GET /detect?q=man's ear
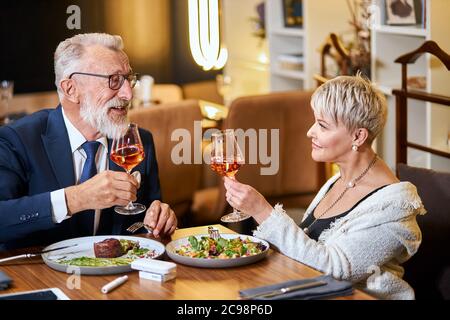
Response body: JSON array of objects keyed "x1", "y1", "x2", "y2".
[
  {"x1": 352, "y1": 128, "x2": 370, "y2": 147},
  {"x1": 60, "y1": 79, "x2": 80, "y2": 104}
]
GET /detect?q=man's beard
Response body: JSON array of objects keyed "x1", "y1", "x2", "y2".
[{"x1": 80, "y1": 96, "x2": 129, "y2": 139}]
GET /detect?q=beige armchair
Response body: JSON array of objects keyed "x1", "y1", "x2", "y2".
[
  {"x1": 182, "y1": 80, "x2": 223, "y2": 105},
  {"x1": 151, "y1": 84, "x2": 184, "y2": 104},
  {"x1": 6, "y1": 91, "x2": 59, "y2": 117}
]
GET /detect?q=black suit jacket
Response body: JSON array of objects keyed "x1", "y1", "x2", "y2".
[{"x1": 0, "y1": 106, "x2": 161, "y2": 250}]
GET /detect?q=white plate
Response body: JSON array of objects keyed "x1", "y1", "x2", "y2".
[
  {"x1": 42, "y1": 236, "x2": 165, "y2": 275},
  {"x1": 166, "y1": 234, "x2": 269, "y2": 268}
]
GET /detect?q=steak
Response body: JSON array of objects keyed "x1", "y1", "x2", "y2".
[{"x1": 94, "y1": 238, "x2": 124, "y2": 258}]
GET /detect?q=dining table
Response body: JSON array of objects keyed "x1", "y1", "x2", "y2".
[{"x1": 0, "y1": 224, "x2": 374, "y2": 300}]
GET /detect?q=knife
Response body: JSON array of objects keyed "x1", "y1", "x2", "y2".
[
  {"x1": 0, "y1": 244, "x2": 78, "y2": 264},
  {"x1": 242, "y1": 280, "x2": 328, "y2": 300}
]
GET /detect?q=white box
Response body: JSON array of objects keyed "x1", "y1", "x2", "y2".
[
  {"x1": 139, "y1": 271, "x2": 176, "y2": 282},
  {"x1": 131, "y1": 258, "x2": 177, "y2": 274}
]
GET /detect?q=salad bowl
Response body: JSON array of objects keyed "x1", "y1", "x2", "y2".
[{"x1": 166, "y1": 233, "x2": 270, "y2": 268}]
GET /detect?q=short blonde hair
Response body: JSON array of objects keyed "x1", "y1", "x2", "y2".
[
  {"x1": 54, "y1": 33, "x2": 124, "y2": 97},
  {"x1": 311, "y1": 74, "x2": 387, "y2": 143}
]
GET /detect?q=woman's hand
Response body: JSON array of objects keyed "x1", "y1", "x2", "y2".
[{"x1": 223, "y1": 177, "x2": 273, "y2": 224}]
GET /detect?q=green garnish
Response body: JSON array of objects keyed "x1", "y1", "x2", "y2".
[
  {"x1": 57, "y1": 239, "x2": 157, "y2": 267},
  {"x1": 188, "y1": 236, "x2": 200, "y2": 250},
  {"x1": 58, "y1": 257, "x2": 132, "y2": 267}
]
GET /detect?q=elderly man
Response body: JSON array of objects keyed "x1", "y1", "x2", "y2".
[{"x1": 0, "y1": 33, "x2": 177, "y2": 250}]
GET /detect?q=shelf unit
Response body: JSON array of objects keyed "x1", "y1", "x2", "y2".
[
  {"x1": 271, "y1": 28, "x2": 305, "y2": 37},
  {"x1": 272, "y1": 68, "x2": 305, "y2": 80},
  {"x1": 266, "y1": 0, "x2": 308, "y2": 92},
  {"x1": 372, "y1": 25, "x2": 428, "y2": 37},
  {"x1": 265, "y1": 0, "x2": 351, "y2": 93},
  {"x1": 371, "y1": 0, "x2": 450, "y2": 172},
  {"x1": 222, "y1": 0, "x2": 271, "y2": 106}
]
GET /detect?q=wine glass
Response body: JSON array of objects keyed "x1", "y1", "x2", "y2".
[
  {"x1": 110, "y1": 123, "x2": 146, "y2": 215},
  {"x1": 1, "y1": 80, "x2": 14, "y2": 125},
  {"x1": 210, "y1": 129, "x2": 251, "y2": 223}
]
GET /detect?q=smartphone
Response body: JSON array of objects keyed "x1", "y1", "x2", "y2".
[
  {"x1": 0, "y1": 271, "x2": 12, "y2": 290},
  {"x1": 0, "y1": 288, "x2": 69, "y2": 300}
]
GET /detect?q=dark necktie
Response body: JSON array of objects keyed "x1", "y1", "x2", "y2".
[
  {"x1": 80, "y1": 141, "x2": 101, "y2": 183},
  {"x1": 74, "y1": 141, "x2": 101, "y2": 236}
]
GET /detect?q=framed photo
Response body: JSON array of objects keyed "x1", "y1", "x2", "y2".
[
  {"x1": 385, "y1": 0, "x2": 417, "y2": 25},
  {"x1": 282, "y1": 0, "x2": 303, "y2": 28}
]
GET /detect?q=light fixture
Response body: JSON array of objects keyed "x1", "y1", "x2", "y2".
[
  {"x1": 258, "y1": 51, "x2": 269, "y2": 64},
  {"x1": 188, "y1": 0, "x2": 228, "y2": 71},
  {"x1": 199, "y1": 100, "x2": 228, "y2": 121}
]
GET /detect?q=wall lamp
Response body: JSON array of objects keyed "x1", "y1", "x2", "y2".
[{"x1": 188, "y1": 0, "x2": 228, "y2": 71}]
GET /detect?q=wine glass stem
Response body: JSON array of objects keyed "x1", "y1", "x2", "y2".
[
  {"x1": 229, "y1": 175, "x2": 242, "y2": 217},
  {"x1": 4, "y1": 101, "x2": 9, "y2": 123},
  {"x1": 125, "y1": 169, "x2": 136, "y2": 210}
]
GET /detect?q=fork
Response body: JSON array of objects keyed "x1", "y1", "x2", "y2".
[
  {"x1": 126, "y1": 221, "x2": 153, "y2": 234},
  {"x1": 208, "y1": 226, "x2": 221, "y2": 240}
]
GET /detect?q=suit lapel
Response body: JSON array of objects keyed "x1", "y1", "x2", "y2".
[{"x1": 41, "y1": 105, "x2": 75, "y2": 188}]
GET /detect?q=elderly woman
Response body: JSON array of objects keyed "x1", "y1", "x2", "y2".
[{"x1": 223, "y1": 75, "x2": 426, "y2": 300}]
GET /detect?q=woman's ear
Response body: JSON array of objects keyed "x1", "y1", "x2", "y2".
[
  {"x1": 352, "y1": 128, "x2": 370, "y2": 147},
  {"x1": 59, "y1": 79, "x2": 80, "y2": 104}
]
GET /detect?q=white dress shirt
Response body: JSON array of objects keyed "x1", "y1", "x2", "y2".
[{"x1": 50, "y1": 108, "x2": 108, "y2": 235}]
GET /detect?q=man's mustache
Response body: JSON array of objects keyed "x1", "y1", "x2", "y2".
[{"x1": 107, "y1": 99, "x2": 130, "y2": 108}]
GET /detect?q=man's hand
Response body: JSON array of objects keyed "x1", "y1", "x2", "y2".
[
  {"x1": 143, "y1": 200, "x2": 177, "y2": 238},
  {"x1": 65, "y1": 170, "x2": 138, "y2": 214}
]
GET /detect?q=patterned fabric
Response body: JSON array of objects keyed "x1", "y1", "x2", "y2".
[{"x1": 254, "y1": 174, "x2": 426, "y2": 300}]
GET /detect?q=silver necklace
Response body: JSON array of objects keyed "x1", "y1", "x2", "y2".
[{"x1": 303, "y1": 154, "x2": 378, "y2": 235}]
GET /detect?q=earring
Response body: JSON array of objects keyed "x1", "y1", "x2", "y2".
[{"x1": 352, "y1": 144, "x2": 358, "y2": 151}]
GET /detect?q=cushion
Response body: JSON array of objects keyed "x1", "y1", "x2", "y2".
[{"x1": 398, "y1": 163, "x2": 450, "y2": 299}]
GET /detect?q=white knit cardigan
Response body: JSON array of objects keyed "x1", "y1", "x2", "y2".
[{"x1": 253, "y1": 174, "x2": 426, "y2": 300}]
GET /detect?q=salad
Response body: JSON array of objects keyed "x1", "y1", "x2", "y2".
[{"x1": 176, "y1": 236, "x2": 267, "y2": 259}]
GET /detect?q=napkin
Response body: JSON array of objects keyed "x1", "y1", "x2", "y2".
[
  {"x1": 0, "y1": 271, "x2": 12, "y2": 290},
  {"x1": 239, "y1": 275, "x2": 353, "y2": 300}
]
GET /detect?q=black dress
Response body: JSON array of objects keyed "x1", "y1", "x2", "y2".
[{"x1": 299, "y1": 185, "x2": 389, "y2": 241}]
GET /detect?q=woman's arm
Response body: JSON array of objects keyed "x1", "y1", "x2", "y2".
[
  {"x1": 223, "y1": 177, "x2": 421, "y2": 283},
  {"x1": 254, "y1": 205, "x2": 419, "y2": 283}
]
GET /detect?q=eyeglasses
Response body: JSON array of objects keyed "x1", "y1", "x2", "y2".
[{"x1": 68, "y1": 72, "x2": 138, "y2": 90}]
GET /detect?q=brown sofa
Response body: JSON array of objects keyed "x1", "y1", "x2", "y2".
[
  {"x1": 192, "y1": 90, "x2": 323, "y2": 226},
  {"x1": 181, "y1": 80, "x2": 223, "y2": 105}
]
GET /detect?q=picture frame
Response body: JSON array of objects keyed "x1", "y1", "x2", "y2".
[
  {"x1": 385, "y1": 0, "x2": 417, "y2": 25},
  {"x1": 282, "y1": 0, "x2": 303, "y2": 28}
]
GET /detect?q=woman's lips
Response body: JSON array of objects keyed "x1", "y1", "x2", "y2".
[{"x1": 312, "y1": 142, "x2": 322, "y2": 149}]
